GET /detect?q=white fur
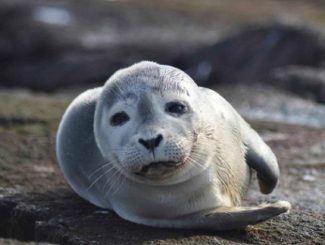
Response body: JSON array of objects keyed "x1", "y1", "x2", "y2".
[{"x1": 56, "y1": 61, "x2": 289, "y2": 230}]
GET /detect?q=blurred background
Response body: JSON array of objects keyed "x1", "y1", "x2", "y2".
[
  {"x1": 0, "y1": 0, "x2": 325, "y2": 244},
  {"x1": 1, "y1": 0, "x2": 325, "y2": 125}
]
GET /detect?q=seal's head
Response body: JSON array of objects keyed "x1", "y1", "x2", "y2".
[{"x1": 94, "y1": 61, "x2": 209, "y2": 185}]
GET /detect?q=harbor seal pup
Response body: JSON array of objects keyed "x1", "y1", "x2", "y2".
[{"x1": 56, "y1": 61, "x2": 290, "y2": 230}]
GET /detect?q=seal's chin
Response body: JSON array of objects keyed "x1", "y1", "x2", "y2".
[{"x1": 134, "y1": 161, "x2": 185, "y2": 179}]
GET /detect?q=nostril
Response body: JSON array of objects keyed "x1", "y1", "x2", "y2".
[
  {"x1": 155, "y1": 134, "x2": 163, "y2": 147},
  {"x1": 138, "y1": 134, "x2": 163, "y2": 151},
  {"x1": 138, "y1": 138, "x2": 150, "y2": 149}
]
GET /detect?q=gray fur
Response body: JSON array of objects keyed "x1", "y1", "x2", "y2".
[{"x1": 56, "y1": 61, "x2": 290, "y2": 231}]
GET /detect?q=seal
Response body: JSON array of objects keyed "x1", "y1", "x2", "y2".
[{"x1": 56, "y1": 61, "x2": 290, "y2": 230}]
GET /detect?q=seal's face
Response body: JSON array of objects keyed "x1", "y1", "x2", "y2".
[{"x1": 95, "y1": 63, "x2": 208, "y2": 185}]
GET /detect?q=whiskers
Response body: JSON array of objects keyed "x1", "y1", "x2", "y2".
[
  {"x1": 87, "y1": 163, "x2": 115, "y2": 191},
  {"x1": 88, "y1": 161, "x2": 114, "y2": 179},
  {"x1": 87, "y1": 159, "x2": 126, "y2": 196},
  {"x1": 103, "y1": 168, "x2": 125, "y2": 197},
  {"x1": 187, "y1": 150, "x2": 207, "y2": 171},
  {"x1": 185, "y1": 132, "x2": 217, "y2": 172}
]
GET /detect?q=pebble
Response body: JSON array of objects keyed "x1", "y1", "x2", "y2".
[{"x1": 302, "y1": 175, "x2": 316, "y2": 182}]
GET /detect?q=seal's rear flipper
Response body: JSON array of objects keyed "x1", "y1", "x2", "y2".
[{"x1": 140, "y1": 201, "x2": 291, "y2": 231}]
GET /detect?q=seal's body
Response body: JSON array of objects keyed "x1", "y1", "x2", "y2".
[{"x1": 56, "y1": 62, "x2": 290, "y2": 230}]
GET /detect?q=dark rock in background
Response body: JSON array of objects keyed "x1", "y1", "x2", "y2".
[
  {"x1": 182, "y1": 24, "x2": 325, "y2": 87},
  {"x1": 0, "y1": 0, "x2": 219, "y2": 92},
  {"x1": 270, "y1": 66, "x2": 325, "y2": 103},
  {"x1": 2, "y1": 0, "x2": 325, "y2": 99}
]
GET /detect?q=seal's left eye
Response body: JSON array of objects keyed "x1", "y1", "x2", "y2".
[
  {"x1": 165, "y1": 102, "x2": 187, "y2": 116},
  {"x1": 110, "y1": 111, "x2": 129, "y2": 126}
]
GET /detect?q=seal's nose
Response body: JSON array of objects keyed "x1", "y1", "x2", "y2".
[{"x1": 138, "y1": 134, "x2": 163, "y2": 151}]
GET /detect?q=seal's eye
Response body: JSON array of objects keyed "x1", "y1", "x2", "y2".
[
  {"x1": 165, "y1": 102, "x2": 187, "y2": 116},
  {"x1": 110, "y1": 111, "x2": 129, "y2": 126}
]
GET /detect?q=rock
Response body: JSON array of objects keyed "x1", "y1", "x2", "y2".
[
  {"x1": 181, "y1": 23, "x2": 325, "y2": 86},
  {"x1": 215, "y1": 83, "x2": 325, "y2": 128},
  {"x1": 270, "y1": 66, "x2": 325, "y2": 103},
  {"x1": 0, "y1": 191, "x2": 324, "y2": 245},
  {"x1": 0, "y1": 0, "x2": 219, "y2": 92},
  {"x1": 0, "y1": 90, "x2": 325, "y2": 244},
  {"x1": 2, "y1": 0, "x2": 325, "y2": 100},
  {"x1": 302, "y1": 174, "x2": 316, "y2": 182},
  {"x1": 0, "y1": 238, "x2": 54, "y2": 245}
]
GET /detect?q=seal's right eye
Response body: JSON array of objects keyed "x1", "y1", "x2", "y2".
[
  {"x1": 110, "y1": 111, "x2": 129, "y2": 126},
  {"x1": 165, "y1": 101, "x2": 188, "y2": 116}
]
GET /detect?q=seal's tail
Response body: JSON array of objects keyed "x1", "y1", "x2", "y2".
[{"x1": 136, "y1": 200, "x2": 291, "y2": 231}]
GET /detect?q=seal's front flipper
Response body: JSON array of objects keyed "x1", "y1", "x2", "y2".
[
  {"x1": 198, "y1": 88, "x2": 279, "y2": 194},
  {"x1": 241, "y1": 122, "x2": 279, "y2": 194},
  {"x1": 140, "y1": 201, "x2": 291, "y2": 231}
]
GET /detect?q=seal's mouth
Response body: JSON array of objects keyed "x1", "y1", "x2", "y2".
[{"x1": 135, "y1": 161, "x2": 184, "y2": 178}]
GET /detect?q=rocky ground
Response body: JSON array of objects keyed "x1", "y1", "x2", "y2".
[
  {"x1": 0, "y1": 85, "x2": 324, "y2": 244},
  {"x1": 1, "y1": 0, "x2": 325, "y2": 244}
]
